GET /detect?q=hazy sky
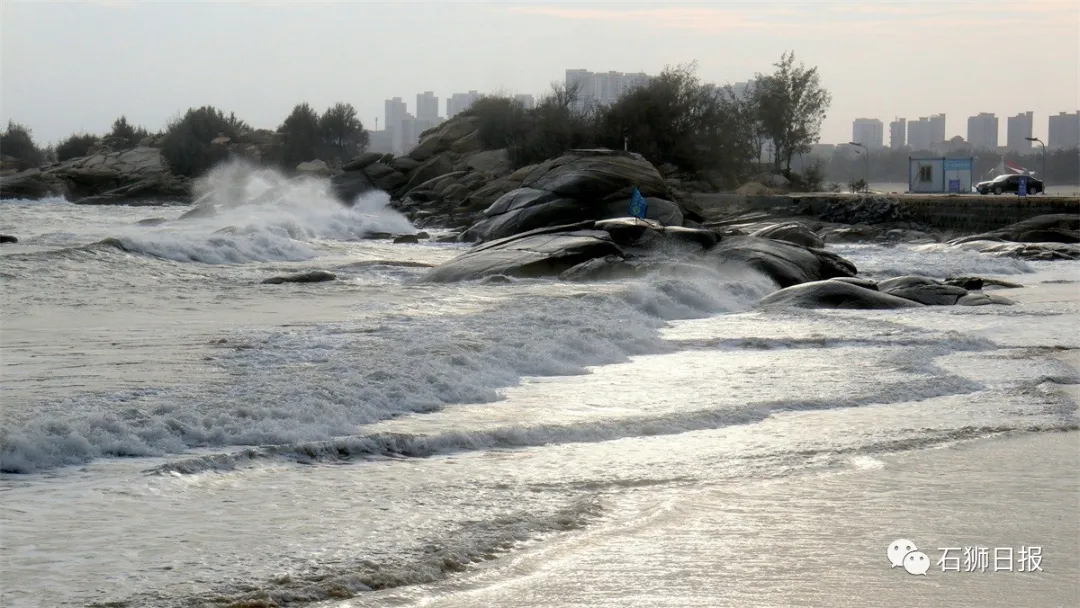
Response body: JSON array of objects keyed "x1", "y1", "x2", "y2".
[{"x1": 3, "y1": 0, "x2": 1078, "y2": 147}]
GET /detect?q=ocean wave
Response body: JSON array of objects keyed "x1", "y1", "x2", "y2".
[
  {"x1": 831, "y1": 243, "x2": 1034, "y2": 279},
  {"x1": 0, "y1": 269, "x2": 777, "y2": 473}
]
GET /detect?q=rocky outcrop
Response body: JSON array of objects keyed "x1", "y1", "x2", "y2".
[
  {"x1": 422, "y1": 223, "x2": 625, "y2": 283},
  {"x1": 0, "y1": 235, "x2": 18, "y2": 244},
  {"x1": 750, "y1": 221, "x2": 824, "y2": 248},
  {"x1": 706, "y1": 236, "x2": 857, "y2": 288},
  {"x1": 760, "y1": 280, "x2": 924, "y2": 310},
  {"x1": 261, "y1": 270, "x2": 337, "y2": 284},
  {"x1": 949, "y1": 214, "x2": 1079, "y2": 245},
  {"x1": 1, "y1": 146, "x2": 189, "y2": 204},
  {"x1": 461, "y1": 150, "x2": 678, "y2": 243}
]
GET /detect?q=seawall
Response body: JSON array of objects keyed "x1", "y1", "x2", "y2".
[{"x1": 690, "y1": 192, "x2": 1080, "y2": 233}]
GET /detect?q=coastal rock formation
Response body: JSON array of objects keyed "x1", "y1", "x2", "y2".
[
  {"x1": 0, "y1": 234, "x2": 18, "y2": 244},
  {"x1": 759, "y1": 280, "x2": 924, "y2": 310},
  {"x1": 422, "y1": 223, "x2": 624, "y2": 283},
  {"x1": 750, "y1": 221, "x2": 824, "y2": 248},
  {"x1": 261, "y1": 270, "x2": 337, "y2": 284},
  {"x1": 950, "y1": 214, "x2": 1079, "y2": 245},
  {"x1": 707, "y1": 236, "x2": 857, "y2": 288},
  {"x1": 877, "y1": 275, "x2": 969, "y2": 306}
]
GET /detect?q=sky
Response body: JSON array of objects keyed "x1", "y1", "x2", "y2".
[{"x1": 2, "y1": 0, "x2": 1078, "y2": 147}]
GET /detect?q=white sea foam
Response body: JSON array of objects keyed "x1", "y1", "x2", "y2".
[
  {"x1": 831, "y1": 243, "x2": 1034, "y2": 279},
  {"x1": 109, "y1": 162, "x2": 415, "y2": 264}
]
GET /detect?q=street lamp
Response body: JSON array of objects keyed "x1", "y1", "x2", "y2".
[
  {"x1": 849, "y1": 141, "x2": 868, "y2": 193},
  {"x1": 1025, "y1": 136, "x2": 1046, "y2": 193}
]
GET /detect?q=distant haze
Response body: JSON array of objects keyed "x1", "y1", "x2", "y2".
[{"x1": 3, "y1": 0, "x2": 1077, "y2": 146}]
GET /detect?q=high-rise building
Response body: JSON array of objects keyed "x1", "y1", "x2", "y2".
[
  {"x1": 416, "y1": 91, "x2": 439, "y2": 123},
  {"x1": 564, "y1": 69, "x2": 652, "y2": 113},
  {"x1": 1006, "y1": 111, "x2": 1034, "y2": 151},
  {"x1": 852, "y1": 118, "x2": 884, "y2": 148},
  {"x1": 889, "y1": 118, "x2": 906, "y2": 149},
  {"x1": 928, "y1": 114, "x2": 946, "y2": 145},
  {"x1": 966, "y1": 112, "x2": 998, "y2": 150},
  {"x1": 1048, "y1": 111, "x2": 1080, "y2": 149},
  {"x1": 514, "y1": 94, "x2": 536, "y2": 110},
  {"x1": 384, "y1": 97, "x2": 408, "y2": 154},
  {"x1": 446, "y1": 91, "x2": 480, "y2": 118}
]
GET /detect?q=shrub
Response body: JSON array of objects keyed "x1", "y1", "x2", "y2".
[
  {"x1": 279, "y1": 103, "x2": 321, "y2": 168},
  {"x1": 108, "y1": 116, "x2": 151, "y2": 149},
  {"x1": 161, "y1": 106, "x2": 248, "y2": 177},
  {"x1": 1, "y1": 121, "x2": 45, "y2": 170},
  {"x1": 56, "y1": 133, "x2": 100, "y2": 161}
]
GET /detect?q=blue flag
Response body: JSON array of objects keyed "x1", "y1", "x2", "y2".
[{"x1": 629, "y1": 187, "x2": 647, "y2": 219}]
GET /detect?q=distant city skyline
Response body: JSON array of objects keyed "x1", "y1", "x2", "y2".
[{"x1": 2, "y1": 2, "x2": 1077, "y2": 147}]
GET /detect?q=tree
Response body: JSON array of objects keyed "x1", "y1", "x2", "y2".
[
  {"x1": 279, "y1": 102, "x2": 321, "y2": 168},
  {"x1": 161, "y1": 106, "x2": 248, "y2": 177},
  {"x1": 753, "y1": 51, "x2": 831, "y2": 173},
  {"x1": 108, "y1": 116, "x2": 151, "y2": 148},
  {"x1": 319, "y1": 102, "x2": 368, "y2": 160},
  {"x1": 1, "y1": 121, "x2": 45, "y2": 170},
  {"x1": 56, "y1": 133, "x2": 100, "y2": 161}
]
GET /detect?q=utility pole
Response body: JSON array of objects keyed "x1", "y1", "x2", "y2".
[
  {"x1": 1026, "y1": 136, "x2": 1046, "y2": 193},
  {"x1": 849, "y1": 142, "x2": 868, "y2": 192}
]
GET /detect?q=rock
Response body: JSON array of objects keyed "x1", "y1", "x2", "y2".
[
  {"x1": 393, "y1": 234, "x2": 420, "y2": 244},
  {"x1": 877, "y1": 276, "x2": 968, "y2": 306},
  {"x1": 944, "y1": 276, "x2": 984, "y2": 290},
  {"x1": 520, "y1": 150, "x2": 667, "y2": 200},
  {"x1": 558, "y1": 255, "x2": 642, "y2": 282},
  {"x1": 751, "y1": 222, "x2": 825, "y2": 248},
  {"x1": 330, "y1": 170, "x2": 376, "y2": 205},
  {"x1": 950, "y1": 214, "x2": 1079, "y2": 245},
  {"x1": 441, "y1": 183, "x2": 471, "y2": 202},
  {"x1": 448, "y1": 131, "x2": 483, "y2": 155},
  {"x1": 707, "y1": 236, "x2": 857, "y2": 288},
  {"x1": 423, "y1": 223, "x2": 623, "y2": 282},
  {"x1": 0, "y1": 171, "x2": 68, "y2": 200},
  {"x1": 136, "y1": 218, "x2": 168, "y2": 226},
  {"x1": 465, "y1": 149, "x2": 512, "y2": 175},
  {"x1": 820, "y1": 225, "x2": 882, "y2": 243},
  {"x1": 957, "y1": 293, "x2": 1016, "y2": 306},
  {"x1": 828, "y1": 276, "x2": 878, "y2": 290},
  {"x1": 462, "y1": 188, "x2": 583, "y2": 242},
  {"x1": 0, "y1": 234, "x2": 18, "y2": 244},
  {"x1": 592, "y1": 218, "x2": 720, "y2": 250},
  {"x1": 759, "y1": 280, "x2": 925, "y2": 310},
  {"x1": 261, "y1": 270, "x2": 337, "y2": 285},
  {"x1": 390, "y1": 156, "x2": 422, "y2": 173},
  {"x1": 409, "y1": 116, "x2": 479, "y2": 162},
  {"x1": 403, "y1": 155, "x2": 455, "y2": 195},
  {"x1": 295, "y1": 160, "x2": 330, "y2": 176},
  {"x1": 362, "y1": 163, "x2": 407, "y2": 192},
  {"x1": 177, "y1": 204, "x2": 217, "y2": 221},
  {"x1": 342, "y1": 152, "x2": 384, "y2": 172}
]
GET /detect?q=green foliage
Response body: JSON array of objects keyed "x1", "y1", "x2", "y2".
[
  {"x1": 507, "y1": 83, "x2": 596, "y2": 167},
  {"x1": 279, "y1": 102, "x2": 368, "y2": 169},
  {"x1": 318, "y1": 102, "x2": 368, "y2": 161},
  {"x1": 752, "y1": 51, "x2": 832, "y2": 172},
  {"x1": 280, "y1": 103, "x2": 321, "y2": 168},
  {"x1": 56, "y1": 133, "x2": 100, "y2": 161},
  {"x1": 1, "y1": 121, "x2": 45, "y2": 170},
  {"x1": 108, "y1": 116, "x2": 151, "y2": 148},
  {"x1": 467, "y1": 95, "x2": 532, "y2": 150},
  {"x1": 161, "y1": 106, "x2": 247, "y2": 177}
]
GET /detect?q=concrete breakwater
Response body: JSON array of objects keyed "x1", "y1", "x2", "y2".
[{"x1": 691, "y1": 192, "x2": 1079, "y2": 234}]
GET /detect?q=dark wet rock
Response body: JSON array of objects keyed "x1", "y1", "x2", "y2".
[
  {"x1": 0, "y1": 234, "x2": 18, "y2": 244},
  {"x1": 363, "y1": 163, "x2": 408, "y2": 193},
  {"x1": 957, "y1": 293, "x2": 1016, "y2": 306},
  {"x1": 329, "y1": 170, "x2": 376, "y2": 205},
  {"x1": 261, "y1": 270, "x2": 337, "y2": 285},
  {"x1": 558, "y1": 255, "x2": 643, "y2": 282},
  {"x1": 751, "y1": 222, "x2": 824, "y2": 248},
  {"x1": 945, "y1": 276, "x2": 1023, "y2": 290},
  {"x1": 828, "y1": 276, "x2": 878, "y2": 290},
  {"x1": 759, "y1": 280, "x2": 924, "y2": 310},
  {"x1": 0, "y1": 170, "x2": 69, "y2": 200},
  {"x1": 480, "y1": 274, "x2": 513, "y2": 285},
  {"x1": 177, "y1": 204, "x2": 217, "y2": 220},
  {"x1": 403, "y1": 155, "x2": 455, "y2": 195},
  {"x1": 876, "y1": 276, "x2": 968, "y2": 305},
  {"x1": 393, "y1": 234, "x2": 420, "y2": 244},
  {"x1": 463, "y1": 188, "x2": 584, "y2": 243},
  {"x1": 820, "y1": 225, "x2": 882, "y2": 244},
  {"x1": 341, "y1": 152, "x2": 384, "y2": 172},
  {"x1": 136, "y1": 217, "x2": 169, "y2": 226},
  {"x1": 423, "y1": 223, "x2": 624, "y2": 283},
  {"x1": 362, "y1": 232, "x2": 396, "y2": 240},
  {"x1": 950, "y1": 214, "x2": 1079, "y2": 245},
  {"x1": 415, "y1": 231, "x2": 430, "y2": 240},
  {"x1": 707, "y1": 236, "x2": 857, "y2": 288},
  {"x1": 520, "y1": 150, "x2": 667, "y2": 199}
]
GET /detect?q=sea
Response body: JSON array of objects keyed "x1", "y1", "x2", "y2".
[{"x1": 1, "y1": 164, "x2": 1078, "y2": 608}]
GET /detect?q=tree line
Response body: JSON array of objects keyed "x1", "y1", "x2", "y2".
[
  {"x1": 1, "y1": 102, "x2": 370, "y2": 177},
  {"x1": 464, "y1": 52, "x2": 831, "y2": 188}
]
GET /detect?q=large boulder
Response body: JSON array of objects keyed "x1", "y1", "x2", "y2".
[
  {"x1": 409, "y1": 116, "x2": 480, "y2": 161},
  {"x1": 403, "y1": 154, "x2": 455, "y2": 195},
  {"x1": 462, "y1": 188, "x2": 586, "y2": 242},
  {"x1": 707, "y1": 236, "x2": 857, "y2": 288},
  {"x1": 362, "y1": 162, "x2": 407, "y2": 192},
  {"x1": 949, "y1": 214, "x2": 1079, "y2": 245},
  {"x1": 330, "y1": 171, "x2": 376, "y2": 205},
  {"x1": 423, "y1": 222, "x2": 623, "y2": 282},
  {"x1": 520, "y1": 149, "x2": 667, "y2": 200},
  {"x1": 0, "y1": 170, "x2": 68, "y2": 200},
  {"x1": 342, "y1": 152, "x2": 383, "y2": 171},
  {"x1": 751, "y1": 222, "x2": 825, "y2": 249},
  {"x1": 877, "y1": 275, "x2": 968, "y2": 306},
  {"x1": 465, "y1": 149, "x2": 512, "y2": 175},
  {"x1": 759, "y1": 280, "x2": 925, "y2": 310}
]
